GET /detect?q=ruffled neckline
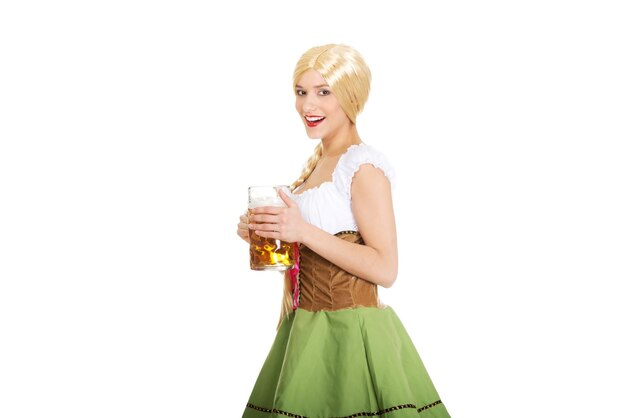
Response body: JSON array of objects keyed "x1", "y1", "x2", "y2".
[{"x1": 292, "y1": 143, "x2": 367, "y2": 197}]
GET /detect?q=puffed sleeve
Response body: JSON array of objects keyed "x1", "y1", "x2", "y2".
[{"x1": 334, "y1": 144, "x2": 396, "y2": 201}]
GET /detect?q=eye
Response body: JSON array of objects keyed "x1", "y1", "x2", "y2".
[
  {"x1": 295, "y1": 89, "x2": 306, "y2": 96},
  {"x1": 319, "y1": 89, "x2": 331, "y2": 96}
]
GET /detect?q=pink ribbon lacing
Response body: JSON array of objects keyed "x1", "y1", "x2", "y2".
[{"x1": 288, "y1": 243, "x2": 300, "y2": 310}]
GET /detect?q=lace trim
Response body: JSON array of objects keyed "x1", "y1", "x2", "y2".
[
  {"x1": 334, "y1": 143, "x2": 396, "y2": 200},
  {"x1": 246, "y1": 403, "x2": 304, "y2": 418},
  {"x1": 246, "y1": 399, "x2": 443, "y2": 417},
  {"x1": 334, "y1": 230, "x2": 359, "y2": 236}
]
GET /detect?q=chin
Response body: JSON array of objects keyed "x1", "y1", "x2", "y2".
[{"x1": 305, "y1": 130, "x2": 322, "y2": 139}]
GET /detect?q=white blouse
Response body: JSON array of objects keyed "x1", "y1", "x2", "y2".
[{"x1": 287, "y1": 143, "x2": 396, "y2": 235}]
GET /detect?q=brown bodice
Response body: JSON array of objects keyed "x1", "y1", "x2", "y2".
[{"x1": 297, "y1": 231, "x2": 379, "y2": 311}]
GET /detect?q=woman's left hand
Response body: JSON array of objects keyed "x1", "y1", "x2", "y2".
[{"x1": 248, "y1": 189, "x2": 308, "y2": 243}]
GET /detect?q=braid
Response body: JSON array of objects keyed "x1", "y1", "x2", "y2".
[
  {"x1": 290, "y1": 142, "x2": 323, "y2": 192},
  {"x1": 277, "y1": 43, "x2": 371, "y2": 328},
  {"x1": 278, "y1": 142, "x2": 323, "y2": 329},
  {"x1": 277, "y1": 271, "x2": 293, "y2": 330}
]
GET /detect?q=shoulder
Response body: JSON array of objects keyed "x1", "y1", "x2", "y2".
[{"x1": 334, "y1": 143, "x2": 396, "y2": 200}]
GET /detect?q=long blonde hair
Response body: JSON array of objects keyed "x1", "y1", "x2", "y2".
[{"x1": 278, "y1": 44, "x2": 372, "y2": 328}]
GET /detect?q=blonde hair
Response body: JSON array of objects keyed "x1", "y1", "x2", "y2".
[
  {"x1": 292, "y1": 44, "x2": 371, "y2": 125},
  {"x1": 278, "y1": 44, "x2": 372, "y2": 328}
]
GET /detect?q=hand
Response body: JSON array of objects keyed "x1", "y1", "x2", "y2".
[
  {"x1": 248, "y1": 189, "x2": 308, "y2": 243},
  {"x1": 236, "y1": 212, "x2": 251, "y2": 244}
]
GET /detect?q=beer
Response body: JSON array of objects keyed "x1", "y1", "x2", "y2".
[{"x1": 248, "y1": 186, "x2": 295, "y2": 271}]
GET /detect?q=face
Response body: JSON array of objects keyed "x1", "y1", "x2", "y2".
[{"x1": 294, "y1": 69, "x2": 351, "y2": 140}]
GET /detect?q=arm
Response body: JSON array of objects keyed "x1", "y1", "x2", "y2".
[
  {"x1": 250, "y1": 164, "x2": 398, "y2": 288},
  {"x1": 299, "y1": 164, "x2": 398, "y2": 287}
]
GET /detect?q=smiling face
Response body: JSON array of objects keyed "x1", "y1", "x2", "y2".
[{"x1": 295, "y1": 69, "x2": 352, "y2": 140}]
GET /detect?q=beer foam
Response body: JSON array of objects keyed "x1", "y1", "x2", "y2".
[
  {"x1": 248, "y1": 186, "x2": 288, "y2": 209},
  {"x1": 249, "y1": 195, "x2": 286, "y2": 208}
]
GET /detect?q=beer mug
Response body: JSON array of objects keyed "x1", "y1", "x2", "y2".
[{"x1": 248, "y1": 185, "x2": 295, "y2": 271}]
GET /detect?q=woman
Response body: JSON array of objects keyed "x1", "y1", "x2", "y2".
[{"x1": 237, "y1": 44, "x2": 451, "y2": 418}]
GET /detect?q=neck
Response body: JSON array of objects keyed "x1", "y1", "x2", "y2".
[{"x1": 321, "y1": 123, "x2": 361, "y2": 157}]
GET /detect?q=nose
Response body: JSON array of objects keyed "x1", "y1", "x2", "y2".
[{"x1": 302, "y1": 93, "x2": 319, "y2": 113}]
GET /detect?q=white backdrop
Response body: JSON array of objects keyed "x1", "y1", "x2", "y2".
[{"x1": 1, "y1": 1, "x2": 624, "y2": 417}]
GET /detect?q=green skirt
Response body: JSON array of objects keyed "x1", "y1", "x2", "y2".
[{"x1": 243, "y1": 306, "x2": 451, "y2": 418}]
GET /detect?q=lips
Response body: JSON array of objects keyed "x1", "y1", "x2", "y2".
[{"x1": 304, "y1": 115, "x2": 325, "y2": 127}]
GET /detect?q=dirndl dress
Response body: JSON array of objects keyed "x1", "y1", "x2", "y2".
[{"x1": 242, "y1": 144, "x2": 451, "y2": 418}]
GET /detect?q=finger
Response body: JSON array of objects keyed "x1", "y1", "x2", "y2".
[
  {"x1": 240, "y1": 215, "x2": 248, "y2": 223},
  {"x1": 250, "y1": 214, "x2": 280, "y2": 224},
  {"x1": 249, "y1": 222, "x2": 278, "y2": 232},
  {"x1": 255, "y1": 230, "x2": 279, "y2": 240},
  {"x1": 278, "y1": 189, "x2": 297, "y2": 208}
]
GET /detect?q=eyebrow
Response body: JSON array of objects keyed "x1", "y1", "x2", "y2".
[{"x1": 295, "y1": 84, "x2": 330, "y2": 88}]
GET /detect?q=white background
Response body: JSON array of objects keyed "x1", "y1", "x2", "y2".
[{"x1": 1, "y1": 1, "x2": 624, "y2": 417}]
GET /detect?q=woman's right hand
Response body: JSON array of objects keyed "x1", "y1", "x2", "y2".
[{"x1": 237, "y1": 212, "x2": 251, "y2": 244}]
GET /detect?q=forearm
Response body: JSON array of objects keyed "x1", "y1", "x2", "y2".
[{"x1": 299, "y1": 223, "x2": 397, "y2": 288}]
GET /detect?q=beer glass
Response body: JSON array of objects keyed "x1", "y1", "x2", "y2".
[{"x1": 248, "y1": 185, "x2": 295, "y2": 271}]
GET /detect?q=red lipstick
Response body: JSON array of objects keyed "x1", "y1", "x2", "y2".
[{"x1": 304, "y1": 115, "x2": 326, "y2": 127}]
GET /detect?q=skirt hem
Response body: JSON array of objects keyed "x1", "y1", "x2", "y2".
[{"x1": 245, "y1": 399, "x2": 445, "y2": 418}]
